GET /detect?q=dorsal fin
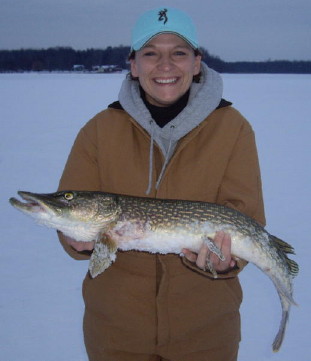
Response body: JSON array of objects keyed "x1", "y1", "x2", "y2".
[
  {"x1": 271, "y1": 235, "x2": 295, "y2": 254},
  {"x1": 271, "y1": 235, "x2": 299, "y2": 277}
]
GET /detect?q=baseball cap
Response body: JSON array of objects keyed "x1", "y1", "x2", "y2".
[{"x1": 131, "y1": 7, "x2": 199, "y2": 51}]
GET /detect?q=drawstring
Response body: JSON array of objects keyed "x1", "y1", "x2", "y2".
[
  {"x1": 145, "y1": 123, "x2": 176, "y2": 195},
  {"x1": 155, "y1": 125, "x2": 175, "y2": 190},
  {"x1": 145, "y1": 120, "x2": 155, "y2": 195}
]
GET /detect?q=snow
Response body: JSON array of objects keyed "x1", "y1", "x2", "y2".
[{"x1": 1, "y1": 71, "x2": 310, "y2": 360}]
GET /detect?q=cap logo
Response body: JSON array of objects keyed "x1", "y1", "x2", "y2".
[{"x1": 158, "y1": 9, "x2": 168, "y2": 24}]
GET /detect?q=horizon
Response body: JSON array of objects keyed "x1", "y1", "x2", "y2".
[{"x1": 1, "y1": 46, "x2": 310, "y2": 64}]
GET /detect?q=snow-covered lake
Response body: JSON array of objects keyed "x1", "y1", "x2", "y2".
[{"x1": 1, "y1": 71, "x2": 310, "y2": 361}]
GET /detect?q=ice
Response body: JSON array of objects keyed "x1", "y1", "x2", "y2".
[{"x1": 1, "y1": 71, "x2": 310, "y2": 360}]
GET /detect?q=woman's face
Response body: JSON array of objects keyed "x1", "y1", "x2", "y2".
[{"x1": 130, "y1": 33, "x2": 201, "y2": 107}]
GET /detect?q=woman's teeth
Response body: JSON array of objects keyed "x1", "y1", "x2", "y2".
[{"x1": 155, "y1": 78, "x2": 177, "y2": 84}]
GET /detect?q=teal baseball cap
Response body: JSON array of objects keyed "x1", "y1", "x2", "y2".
[{"x1": 131, "y1": 7, "x2": 199, "y2": 51}]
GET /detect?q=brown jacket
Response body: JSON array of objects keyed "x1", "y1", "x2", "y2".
[{"x1": 58, "y1": 102, "x2": 265, "y2": 360}]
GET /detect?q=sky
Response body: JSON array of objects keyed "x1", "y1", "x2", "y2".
[{"x1": 0, "y1": 0, "x2": 310, "y2": 62}]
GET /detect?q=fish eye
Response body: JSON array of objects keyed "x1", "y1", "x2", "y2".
[{"x1": 64, "y1": 192, "x2": 74, "y2": 201}]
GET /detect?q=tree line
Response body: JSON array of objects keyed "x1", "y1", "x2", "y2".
[{"x1": 0, "y1": 46, "x2": 310, "y2": 73}]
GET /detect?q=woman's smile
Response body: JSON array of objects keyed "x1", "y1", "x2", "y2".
[{"x1": 154, "y1": 77, "x2": 178, "y2": 84}]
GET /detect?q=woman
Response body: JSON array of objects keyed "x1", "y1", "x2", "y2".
[{"x1": 58, "y1": 7, "x2": 265, "y2": 361}]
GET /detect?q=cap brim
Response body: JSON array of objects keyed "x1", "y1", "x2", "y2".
[{"x1": 131, "y1": 31, "x2": 198, "y2": 51}]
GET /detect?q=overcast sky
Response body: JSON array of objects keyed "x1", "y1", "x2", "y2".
[{"x1": 1, "y1": 0, "x2": 310, "y2": 61}]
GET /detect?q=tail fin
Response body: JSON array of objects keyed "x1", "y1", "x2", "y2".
[{"x1": 272, "y1": 310, "x2": 289, "y2": 352}]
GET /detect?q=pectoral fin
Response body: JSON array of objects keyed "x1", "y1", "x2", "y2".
[
  {"x1": 204, "y1": 253, "x2": 218, "y2": 279},
  {"x1": 203, "y1": 235, "x2": 225, "y2": 261},
  {"x1": 202, "y1": 235, "x2": 225, "y2": 279},
  {"x1": 89, "y1": 235, "x2": 117, "y2": 278}
]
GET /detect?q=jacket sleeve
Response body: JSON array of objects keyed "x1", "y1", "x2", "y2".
[
  {"x1": 58, "y1": 123, "x2": 101, "y2": 192},
  {"x1": 218, "y1": 121, "x2": 265, "y2": 226},
  {"x1": 57, "y1": 121, "x2": 101, "y2": 260},
  {"x1": 183, "y1": 117, "x2": 265, "y2": 279}
]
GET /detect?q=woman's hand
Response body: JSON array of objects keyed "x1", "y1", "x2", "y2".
[{"x1": 182, "y1": 231, "x2": 236, "y2": 273}]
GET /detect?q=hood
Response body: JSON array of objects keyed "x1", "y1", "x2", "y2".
[
  {"x1": 118, "y1": 62, "x2": 224, "y2": 194},
  {"x1": 119, "y1": 62, "x2": 223, "y2": 154}
]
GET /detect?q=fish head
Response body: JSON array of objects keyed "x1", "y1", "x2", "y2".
[{"x1": 9, "y1": 190, "x2": 120, "y2": 241}]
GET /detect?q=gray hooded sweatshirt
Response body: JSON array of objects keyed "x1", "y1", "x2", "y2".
[{"x1": 118, "y1": 62, "x2": 223, "y2": 194}]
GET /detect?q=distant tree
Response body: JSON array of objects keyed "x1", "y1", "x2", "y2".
[
  {"x1": 0, "y1": 47, "x2": 310, "y2": 73},
  {"x1": 200, "y1": 47, "x2": 226, "y2": 72}
]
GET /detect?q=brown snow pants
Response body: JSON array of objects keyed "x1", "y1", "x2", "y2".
[{"x1": 82, "y1": 251, "x2": 242, "y2": 361}]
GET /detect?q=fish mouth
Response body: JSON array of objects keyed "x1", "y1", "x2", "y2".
[{"x1": 9, "y1": 191, "x2": 50, "y2": 213}]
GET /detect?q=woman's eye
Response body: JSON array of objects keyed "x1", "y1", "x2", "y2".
[
  {"x1": 143, "y1": 51, "x2": 156, "y2": 57},
  {"x1": 174, "y1": 51, "x2": 187, "y2": 56}
]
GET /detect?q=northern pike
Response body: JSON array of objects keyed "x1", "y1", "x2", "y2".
[{"x1": 9, "y1": 190, "x2": 299, "y2": 352}]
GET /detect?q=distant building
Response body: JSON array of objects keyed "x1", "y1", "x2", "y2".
[
  {"x1": 72, "y1": 64, "x2": 85, "y2": 72},
  {"x1": 92, "y1": 65, "x2": 123, "y2": 73}
]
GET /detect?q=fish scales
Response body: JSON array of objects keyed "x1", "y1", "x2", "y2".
[
  {"x1": 9, "y1": 190, "x2": 299, "y2": 352},
  {"x1": 118, "y1": 195, "x2": 266, "y2": 244}
]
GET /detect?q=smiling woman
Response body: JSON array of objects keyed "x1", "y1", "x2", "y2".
[
  {"x1": 57, "y1": 6, "x2": 266, "y2": 361},
  {"x1": 130, "y1": 34, "x2": 201, "y2": 107}
]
